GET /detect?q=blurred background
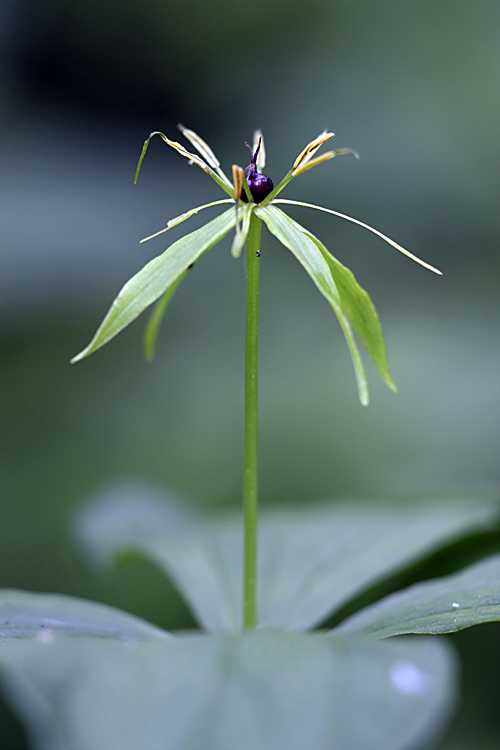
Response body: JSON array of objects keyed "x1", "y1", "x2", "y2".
[{"x1": 1, "y1": 0, "x2": 499, "y2": 747}]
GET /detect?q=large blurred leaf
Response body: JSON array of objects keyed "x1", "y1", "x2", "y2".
[
  {"x1": 336, "y1": 553, "x2": 500, "y2": 639},
  {"x1": 0, "y1": 590, "x2": 168, "y2": 642},
  {"x1": 256, "y1": 205, "x2": 369, "y2": 404},
  {"x1": 71, "y1": 208, "x2": 236, "y2": 362},
  {"x1": 74, "y1": 486, "x2": 243, "y2": 633},
  {"x1": 74, "y1": 484, "x2": 500, "y2": 633},
  {"x1": 0, "y1": 626, "x2": 456, "y2": 750}
]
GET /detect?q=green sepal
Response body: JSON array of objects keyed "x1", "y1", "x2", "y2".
[
  {"x1": 71, "y1": 208, "x2": 236, "y2": 363},
  {"x1": 298, "y1": 224, "x2": 396, "y2": 393},
  {"x1": 256, "y1": 205, "x2": 370, "y2": 405},
  {"x1": 143, "y1": 269, "x2": 189, "y2": 361}
]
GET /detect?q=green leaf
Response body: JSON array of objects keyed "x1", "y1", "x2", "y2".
[
  {"x1": 336, "y1": 553, "x2": 500, "y2": 639},
  {"x1": 299, "y1": 224, "x2": 396, "y2": 392},
  {"x1": 74, "y1": 485, "x2": 244, "y2": 633},
  {"x1": 74, "y1": 484, "x2": 500, "y2": 633},
  {"x1": 257, "y1": 205, "x2": 370, "y2": 404},
  {"x1": 0, "y1": 627, "x2": 457, "y2": 750},
  {"x1": 0, "y1": 590, "x2": 168, "y2": 641},
  {"x1": 71, "y1": 208, "x2": 236, "y2": 363},
  {"x1": 143, "y1": 269, "x2": 189, "y2": 361}
]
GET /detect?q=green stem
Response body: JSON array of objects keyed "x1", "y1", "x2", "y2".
[{"x1": 243, "y1": 211, "x2": 261, "y2": 629}]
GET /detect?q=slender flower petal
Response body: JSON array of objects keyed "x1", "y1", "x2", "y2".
[
  {"x1": 252, "y1": 129, "x2": 266, "y2": 171},
  {"x1": 292, "y1": 132, "x2": 335, "y2": 171},
  {"x1": 140, "y1": 199, "x2": 234, "y2": 243},
  {"x1": 135, "y1": 131, "x2": 234, "y2": 197},
  {"x1": 177, "y1": 124, "x2": 221, "y2": 169},
  {"x1": 273, "y1": 199, "x2": 442, "y2": 275},
  {"x1": 178, "y1": 124, "x2": 233, "y2": 189}
]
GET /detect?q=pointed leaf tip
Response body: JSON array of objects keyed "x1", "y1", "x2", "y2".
[{"x1": 71, "y1": 208, "x2": 236, "y2": 362}]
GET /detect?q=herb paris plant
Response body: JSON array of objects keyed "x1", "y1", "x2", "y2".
[
  {"x1": 71, "y1": 125, "x2": 441, "y2": 408},
  {"x1": 70, "y1": 125, "x2": 442, "y2": 630},
  {"x1": 2, "y1": 125, "x2": 500, "y2": 750}
]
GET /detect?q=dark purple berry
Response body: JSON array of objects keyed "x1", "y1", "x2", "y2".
[{"x1": 240, "y1": 138, "x2": 274, "y2": 203}]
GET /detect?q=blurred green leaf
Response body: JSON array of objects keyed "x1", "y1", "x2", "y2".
[
  {"x1": 71, "y1": 208, "x2": 236, "y2": 363},
  {"x1": 256, "y1": 205, "x2": 369, "y2": 404},
  {"x1": 0, "y1": 590, "x2": 168, "y2": 641},
  {"x1": 0, "y1": 628, "x2": 456, "y2": 750},
  {"x1": 336, "y1": 553, "x2": 500, "y2": 639},
  {"x1": 74, "y1": 484, "x2": 500, "y2": 632},
  {"x1": 74, "y1": 489, "x2": 243, "y2": 633}
]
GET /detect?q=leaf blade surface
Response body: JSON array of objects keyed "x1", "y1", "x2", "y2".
[
  {"x1": 0, "y1": 590, "x2": 168, "y2": 641},
  {"x1": 336, "y1": 553, "x2": 500, "y2": 638},
  {"x1": 74, "y1": 483, "x2": 500, "y2": 632},
  {"x1": 0, "y1": 628, "x2": 456, "y2": 750},
  {"x1": 256, "y1": 205, "x2": 370, "y2": 403},
  {"x1": 71, "y1": 208, "x2": 235, "y2": 362}
]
